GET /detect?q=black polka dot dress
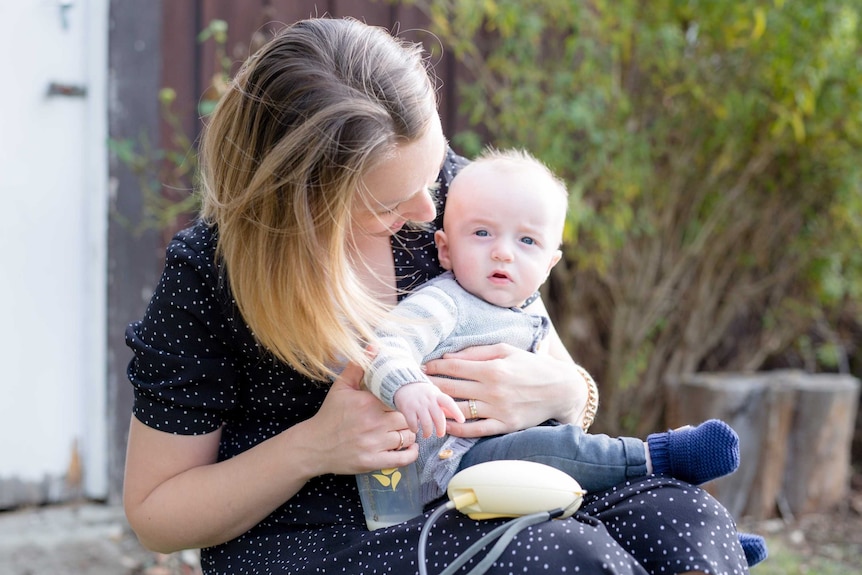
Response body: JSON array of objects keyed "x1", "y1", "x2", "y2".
[{"x1": 126, "y1": 149, "x2": 750, "y2": 575}]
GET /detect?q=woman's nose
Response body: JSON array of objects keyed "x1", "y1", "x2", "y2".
[{"x1": 401, "y1": 188, "x2": 437, "y2": 224}]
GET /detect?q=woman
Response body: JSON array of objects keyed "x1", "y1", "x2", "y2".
[{"x1": 123, "y1": 17, "x2": 749, "y2": 575}]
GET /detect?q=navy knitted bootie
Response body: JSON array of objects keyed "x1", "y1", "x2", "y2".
[
  {"x1": 646, "y1": 419, "x2": 740, "y2": 485},
  {"x1": 738, "y1": 532, "x2": 768, "y2": 567}
]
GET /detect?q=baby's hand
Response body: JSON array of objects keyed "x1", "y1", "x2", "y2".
[{"x1": 394, "y1": 382, "x2": 466, "y2": 438}]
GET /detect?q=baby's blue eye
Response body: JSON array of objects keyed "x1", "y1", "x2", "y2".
[
  {"x1": 475, "y1": 230, "x2": 489, "y2": 237},
  {"x1": 521, "y1": 237, "x2": 535, "y2": 245}
]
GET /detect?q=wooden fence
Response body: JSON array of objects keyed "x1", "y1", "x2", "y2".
[{"x1": 161, "y1": 0, "x2": 466, "y2": 148}]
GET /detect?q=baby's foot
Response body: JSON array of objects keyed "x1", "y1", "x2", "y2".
[
  {"x1": 646, "y1": 419, "x2": 740, "y2": 485},
  {"x1": 738, "y1": 532, "x2": 768, "y2": 567}
]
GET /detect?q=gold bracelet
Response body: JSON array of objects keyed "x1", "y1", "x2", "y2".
[{"x1": 575, "y1": 364, "x2": 599, "y2": 432}]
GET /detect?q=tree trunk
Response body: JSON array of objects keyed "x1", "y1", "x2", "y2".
[{"x1": 668, "y1": 370, "x2": 860, "y2": 520}]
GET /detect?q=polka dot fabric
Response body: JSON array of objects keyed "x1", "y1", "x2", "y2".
[
  {"x1": 126, "y1": 149, "x2": 750, "y2": 574},
  {"x1": 581, "y1": 477, "x2": 748, "y2": 575}
]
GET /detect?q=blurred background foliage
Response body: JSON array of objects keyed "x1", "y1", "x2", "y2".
[{"x1": 401, "y1": 0, "x2": 862, "y2": 435}]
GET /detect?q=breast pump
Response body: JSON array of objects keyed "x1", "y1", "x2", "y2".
[{"x1": 417, "y1": 460, "x2": 586, "y2": 575}]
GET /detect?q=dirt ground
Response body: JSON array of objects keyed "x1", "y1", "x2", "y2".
[
  {"x1": 739, "y1": 470, "x2": 862, "y2": 573},
  {"x1": 0, "y1": 503, "x2": 200, "y2": 575}
]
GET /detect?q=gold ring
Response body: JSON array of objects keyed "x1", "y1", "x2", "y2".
[
  {"x1": 468, "y1": 399, "x2": 478, "y2": 419},
  {"x1": 396, "y1": 429, "x2": 405, "y2": 450}
]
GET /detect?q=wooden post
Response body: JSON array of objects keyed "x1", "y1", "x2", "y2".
[
  {"x1": 107, "y1": 0, "x2": 165, "y2": 504},
  {"x1": 668, "y1": 372, "x2": 782, "y2": 519}
]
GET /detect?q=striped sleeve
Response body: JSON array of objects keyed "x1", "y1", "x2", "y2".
[{"x1": 364, "y1": 286, "x2": 459, "y2": 408}]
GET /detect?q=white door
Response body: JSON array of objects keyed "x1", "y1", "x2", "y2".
[{"x1": 0, "y1": 0, "x2": 108, "y2": 505}]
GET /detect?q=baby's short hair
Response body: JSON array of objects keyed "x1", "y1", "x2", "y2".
[{"x1": 459, "y1": 147, "x2": 568, "y2": 201}]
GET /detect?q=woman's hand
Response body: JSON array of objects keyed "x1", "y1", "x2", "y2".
[
  {"x1": 424, "y1": 343, "x2": 588, "y2": 438},
  {"x1": 299, "y1": 362, "x2": 418, "y2": 476}
]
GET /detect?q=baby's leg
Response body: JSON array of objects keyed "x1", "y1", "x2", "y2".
[
  {"x1": 457, "y1": 419, "x2": 740, "y2": 493},
  {"x1": 458, "y1": 424, "x2": 648, "y2": 492}
]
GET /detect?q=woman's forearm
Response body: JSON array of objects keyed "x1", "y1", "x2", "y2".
[
  {"x1": 540, "y1": 354, "x2": 584, "y2": 426},
  {"x1": 124, "y1": 367, "x2": 418, "y2": 553},
  {"x1": 124, "y1": 417, "x2": 321, "y2": 553}
]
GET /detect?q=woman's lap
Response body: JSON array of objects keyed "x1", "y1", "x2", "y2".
[
  {"x1": 584, "y1": 476, "x2": 749, "y2": 575},
  {"x1": 202, "y1": 477, "x2": 747, "y2": 575},
  {"x1": 419, "y1": 508, "x2": 648, "y2": 575},
  {"x1": 203, "y1": 514, "x2": 646, "y2": 575}
]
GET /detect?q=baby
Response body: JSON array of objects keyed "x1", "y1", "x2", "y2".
[{"x1": 363, "y1": 148, "x2": 766, "y2": 565}]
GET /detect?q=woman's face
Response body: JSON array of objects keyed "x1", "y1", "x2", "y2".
[{"x1": 352, "y1": 114, "x2": 447, "y2": 238}]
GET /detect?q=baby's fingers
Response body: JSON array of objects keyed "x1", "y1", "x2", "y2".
[
  {"x1": 439, "y1": 394, "x2": 466, "y2": 424},
  {"x1": 426, "y1": 406, "x2": 449, "y2": 438},
  {"x1": 418, "y1": 407, "x2": 442, "y2": 439}
]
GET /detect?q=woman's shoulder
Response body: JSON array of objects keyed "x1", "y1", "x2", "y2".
[
  {"x1": 441, "y1": 147, "x2": 470, "y2": 184},
  {"x1": 170, "y1": 220, "x2": 217, "y2": 254},
  {"x1": 163, "y1": 221, "x2": 220, "y2": 274},
  {"x1": 154, "y1": 221, "x2": 231, "y2": 309}
]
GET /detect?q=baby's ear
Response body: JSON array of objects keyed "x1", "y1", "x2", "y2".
[
  {"x1": 545, "y1": 249, "x2": 563, "y2": 276},
  {"x1": 435, "y1": 230, "x2": 453, "y2": 270}
]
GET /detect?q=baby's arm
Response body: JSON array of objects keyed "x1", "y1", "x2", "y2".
[
  {"x1": 364, "y1": 285, "x2": 460, "y2": 409},
  {"x1": 394, "y1": 381, "x2": 465, "y2": 438},
  {"x1": 364, "y1": 284, "x2": 465, "y2": 437}
]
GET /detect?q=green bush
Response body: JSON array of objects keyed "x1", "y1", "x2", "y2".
[{"x1": 405, "y1": 0, "x2": 862, "y2": 434}]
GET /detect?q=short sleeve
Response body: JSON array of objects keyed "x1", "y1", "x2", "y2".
[{"x1": 125, "y1": 226, "x2": 239, "y2": 435}]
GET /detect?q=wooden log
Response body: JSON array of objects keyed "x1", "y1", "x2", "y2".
[
  {"x1": 782, "y1": 373, "x2": 860, "y2": 516},
  {"x1": 668, "y1": 370, "x2": 859, "y2": 520},
  {"x1": 743, "y1": 373, "x2": 797, "y2": 520},
  {"x1": 668, "y1": 371, "x2": 791, "y2": 519}
]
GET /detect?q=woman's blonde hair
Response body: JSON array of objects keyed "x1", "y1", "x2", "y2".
[{"x1": 199, "y1": 18, "x2": 437, "y2": 381}]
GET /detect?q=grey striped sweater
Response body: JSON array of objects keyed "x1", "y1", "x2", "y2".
[{"x1": 364, "y1": 271, "x2": 550, "y2": 502}]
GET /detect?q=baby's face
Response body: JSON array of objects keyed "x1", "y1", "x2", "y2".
[{"x1": 436, "y1": 163, "x2": 565, "y2": 308}]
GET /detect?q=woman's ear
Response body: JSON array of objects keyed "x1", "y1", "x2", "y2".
[{"x1": 435, "y1": 229, "x2": 453, "y2": 270}]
